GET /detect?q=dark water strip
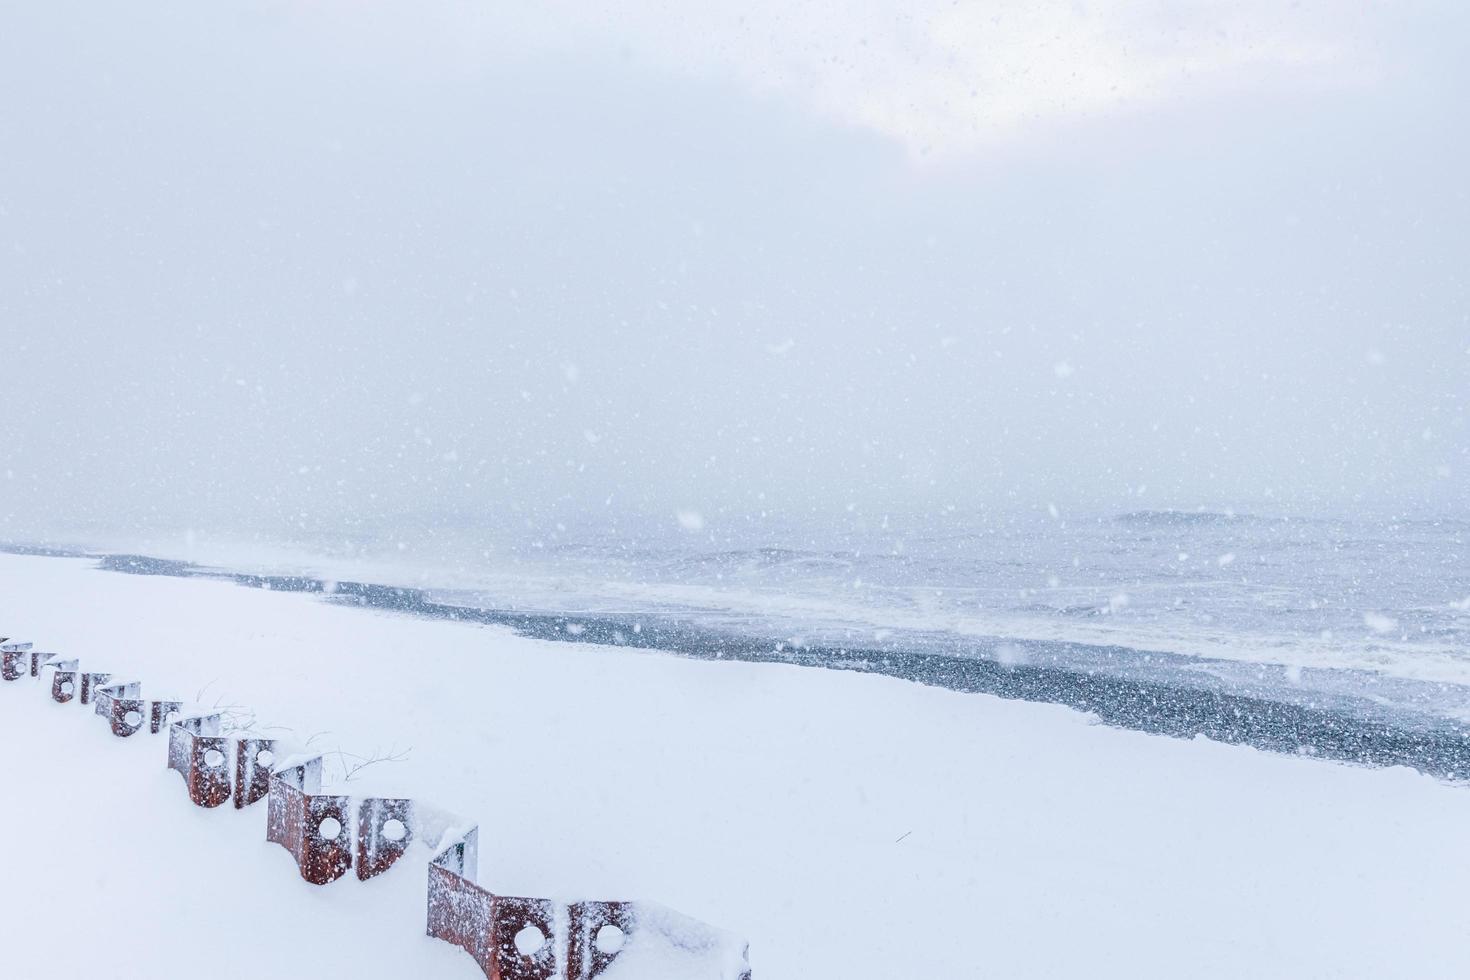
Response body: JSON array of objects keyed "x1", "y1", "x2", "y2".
[{"x1": 9, "y1": 546, "x2": 1470, "y2": 781}]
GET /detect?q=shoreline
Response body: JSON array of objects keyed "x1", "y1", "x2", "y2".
[{"x1": 8, "y1": 544, "x2": 1468, "y2": 782}]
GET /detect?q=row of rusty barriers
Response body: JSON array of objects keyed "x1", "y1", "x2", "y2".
[{"x1": 1, "y1": 637, "x2": 754, "y2": 979}]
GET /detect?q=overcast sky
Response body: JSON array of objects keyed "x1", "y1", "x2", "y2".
[{"x1": 1, "y1": 1, "x2": 1466, "y2": 543}]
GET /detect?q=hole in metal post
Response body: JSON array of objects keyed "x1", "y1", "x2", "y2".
[
  {"x1": 594, "y1": 924, "x2": 626, "y2": 954},
  {"x1": 514, "y1": 924, "x2": 546, "y2": 957}
]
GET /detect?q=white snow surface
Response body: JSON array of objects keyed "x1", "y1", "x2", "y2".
[{"x1": 4, "y1": 552, "x2": 1470, "y2": 978}]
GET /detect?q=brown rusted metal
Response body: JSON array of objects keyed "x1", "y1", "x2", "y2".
[
  {"x1": 233, "y1": 736, "x2": 278, "y2": 809},
  {"x1": 427, "y1": 825, "x2": 753, "y2": 980},
  {"x1": 427, "y1": 828, "x2": 558, "y2": 980},
  {"x1": 94, "y1": 683, "x2": 181, "y2": 737},
  {"x1": 47, "y1": 658, "x2": 80, "y2": 703},
  {"x1": 567, "y1": 900, "x2": 637, "y2": 980},
  {"x1": 94, "y1": 681, "x2": 138, "y2": 716},
  {"x1": 78, "y1": 671, "x2": 112, "y2": 705},
  {"x1": 266, "y1": 757, "x2": 353, "y2": 884},
  {"x1": 427, "y1": 831, "x2": 651, "y2": 980},
  {"x1": 109, "y1": 697, "x2": 151, "y2": 736},
  {"x1": 0, "y1": 647, "x2": 30, "y2": 681},
  {"x1": 426, "y1": 830, "x2": 496, "y2": 975},
  {"x1": 150, "y1": 700, "x2": 182, "y2": 733},
  {"x1": 356, "y1": 797, "x2": 414, "y2": 880},
  {"x1": 95, "y1": 681, "x2": 144, "y2": 735},
  {"x1": 491, "y1": 895, "x2": 558, "y2": 980},
  {"x1": 167, "y1": 714, "x2": 233, "y2": 808},
  {"x1": 23, "y1": 649, "x2": 49, "y2": 678},
  {"x1": 1, "y1": 642, "x2": 33, "y2": 681}
]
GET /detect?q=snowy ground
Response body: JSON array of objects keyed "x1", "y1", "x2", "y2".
[{"x1": 4, "y1": 551, "x2": 1470, "y2": 979}]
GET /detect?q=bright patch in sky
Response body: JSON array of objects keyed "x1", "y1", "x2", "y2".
[{"x1": 526, "y1": 0, "x2": 1372, "y2": 156}]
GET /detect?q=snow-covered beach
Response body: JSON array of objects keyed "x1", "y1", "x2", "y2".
[
  {"x1": 5, "y1": 0, "x2": 1469, "y2": 975},
  {"x1": 5, "y1": 550, "x2": 1470, "y2": 979}
]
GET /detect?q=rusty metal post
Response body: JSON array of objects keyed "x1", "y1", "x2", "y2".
[
  {"x1": 427, "y1": 829, "x2": 499, "y2": 974},
  {"x1": 567, "y1": 901, "x2": 637, "y2": 980},
  {"x1": 266, "y1": 758, "x2": 353, "y2": 883},
  {"x1": 46, "y1": 658, "x2": 80, "y2": 703},
  {"x1": 167, "y1": 714, "x2": 233, "y2": 807},
  {"x1": 108, "y1": 696, "x2": 151, "y2": 736},
  {"x1": 25, "y1": 649, "x2": 48, "y2": 677},
  {"x1": 94, "y1": 681, "x2": 140, "y2": 718},
  {"x1": 0, "y1": 642, "x2": 33, "y2": 681},
  {"x1": 426, "y1": 828, "x2": 567, "y2": 980},
  {"x1": 150, "y1": 700, "x2": 182, "y2": 733},
  {"x1": 94, "y1": 682, "x2": 146, "y2": 736},
  {"x1": 78, "y1": 671, "x2": 112, "y2": 705},
  {"x1": 233, "y1": 736, "x2": 277, "y2": 809},
  {"x1": 0, "y1": 649, "x2": 29, "y2": 681},
  {"x1": 490, "y1": 895, "x2": 559, "y2": 980},
  {"x1": 356, "y1": 797, "x2": 414, "y2": 880},
  {"x1": 95, "y1": 684, "x2": 182, "y2": 737}
]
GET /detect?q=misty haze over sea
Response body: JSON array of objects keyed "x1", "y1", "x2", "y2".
[{"x1": 2, "y1": 2, "x2": 1467, "y2": 729}]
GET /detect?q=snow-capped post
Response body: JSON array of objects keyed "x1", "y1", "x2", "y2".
[
  {"x1": 93, "y1": 680, "x2": 138, "y2": 717},
  {"x1": 93, "y1": 680, "x2": 143, "y2": 734},
  {"x1": 41, "y1": 658, "x2": 111, "y2": 705},
  {"x1": 566, "y1": 899, "x2": 638, "y2": 978},
  {"x1": 425, "y1": 827, "x2": 557, "y2": 979},
  {"x1": 355, "y1": 796, "x2": 415, "y2": 880},
  {"x1": 22, "y1": 648, "x2": 48, "y2": 678},
  {"x1": 149, "y1": 699, "x2": 183, "y2": 734},
  {"x1": 233, "y1": 734, "x2": 277, "y2": 808},
  {"x1": 44, "y1": 657, "x2": 81, "y2": 703},
  {"x1": 266, "y1": 756, "x2": 354, "y2": 884},
  {"x1": 78, "y1": 670, "x2": 112, "y2": 705},
  {"x1": 167, "y1": 714, "x2": 234, "y2": 807},
  {"x1": 0, "y1": 641, "x2": 32, "y2": 681},
  {"x1": 93, "y1": 680, "x2": 181, "y2": 736}
]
